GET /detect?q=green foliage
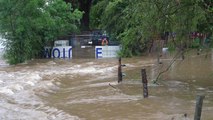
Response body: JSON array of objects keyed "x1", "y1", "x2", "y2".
[
  {"x1": 0, "y1": 0, "x2": 82, "y2": 64},
  {"x1": 90, "y1": 0, "x2": 109, "y2": 29},
  {"x1": 90, "y1": 0, "x2": 212, "y2": 57}
]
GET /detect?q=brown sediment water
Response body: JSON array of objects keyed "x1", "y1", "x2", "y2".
[{"x1": 0, "y1": 52, "x2": 212, "y2": 120}]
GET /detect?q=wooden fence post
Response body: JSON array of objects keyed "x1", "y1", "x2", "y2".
[
  {"x1": 118, "y1": 57, "x2": 122, "y2": 83},
  {"x1": 141, "y1": 69, "x2": 148, "y2": 98},
  {"x1": 194, "y1": 95, "x2": 205, "y2": 120}
]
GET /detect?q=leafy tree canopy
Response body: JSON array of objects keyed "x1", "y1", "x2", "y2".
[
  {"x1": 64, "y1": 0, "x2": 93, "y2": 30},
  {"x1": 0, "y1": 0, "x2": 83, "y2": 64},
  {"x1": 90, "y1": 0, "x2": 212, "y2": 57}
]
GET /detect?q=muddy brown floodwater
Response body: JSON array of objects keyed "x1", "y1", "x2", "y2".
[{"x1": 0, "y1": 51, "x2": 213, "y2": 120}]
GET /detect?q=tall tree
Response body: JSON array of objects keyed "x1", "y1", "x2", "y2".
[
  {"x1": 0, "y1": 0, "x2": 82, "y2": 64},
  {"x1": 64, "y1": 0, "x2": 93, "y2": 30},
  {"x1": 79, "y1": 0, "x2": 92, "y2": 30},
  {"x1": 90, "y1": 0, "x2": 212, "y2": 57}
]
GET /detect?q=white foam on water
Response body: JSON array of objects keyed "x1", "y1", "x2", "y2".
[
  {"x1": 75, "y1": 66, "x2": 97, "y2": 73},
  {"x1": 0, "y1": 87, "x2": 14, "y2": 95},
  {"x1": 0, "y1": 70, "x2": 43, "y2": 97},
  {"x1": 0, "y1": 80, "x2": 3, "y2": 84},
  {"x1": 86, "y1": 62, "x2": 94, "y2": 65},
  {"x1": 196, "y1": 87, "x2": 206, "y2": 90},
  {"x1": 0, "y1": 68, "x2": 82, "y2": 119},
  {"x1": 46, "y1": 61, "x2": 57, "y2": 65},
  {"x1": 207, "y1": 90, "x2": 213, "y2": 93},
  {"x1": 26, "y1": 81, "x2": 35, "y2": 86},
  {"x1": 65, "y1": 65, "x2": 117, "y2": 77},
  {"x1": 124, "y1": 63, "x2": 136, "y2": 68},
  {"x1": 8, "y1": 84, "x2": 24, "y2": 91},
  {"x1": 0, "y1": 102, "x2": 81, "y2": 120},
  {"x1": 88, "y1": 81, "x2": 118, "y2": 88},
  {"x1": 0, "y1": 59, "x2": 120, "y2": 119}
]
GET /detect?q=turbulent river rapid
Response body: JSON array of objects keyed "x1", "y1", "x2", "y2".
[{"x1": 0, "y1": 52, "x2": 213, "y2": 120}]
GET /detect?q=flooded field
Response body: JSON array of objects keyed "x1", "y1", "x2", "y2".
[{"x1": 0, "y1": 52, "x2": 213, "y2": 120}]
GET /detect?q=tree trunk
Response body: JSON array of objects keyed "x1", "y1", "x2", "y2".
[
  {"x1": 64, "y1": 0, "x2": 92, "y2": 30},
  {"x1": 64, "y1": 0, "x2": 78, "y2": 8},
  {"x1": 79, "y1": 0, "x2": 92, "y2": 30}
]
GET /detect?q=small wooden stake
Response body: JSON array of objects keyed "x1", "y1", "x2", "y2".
[
  {"x1": 194, "y1": 95, "x2": 205, "y2": 120},
  {"x1": 118, "y1": 57, "x2": 122, "y2": 83},
  {"x1": 141, "y1": 69, "x2": 148, "y2": 98}
]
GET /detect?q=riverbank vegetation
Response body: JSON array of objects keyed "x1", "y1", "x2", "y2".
[
  {"x1": 0, "y1": 0, "x2": 212, "y2": 64},
  {"x1": 0, "y1": 0, "x2": 82, "y2": 64},
  {"x1": 90, "y1": 0, "x2": 212, "y2": 57}
]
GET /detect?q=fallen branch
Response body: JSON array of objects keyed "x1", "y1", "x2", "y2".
[
  {"x1": 153, "y1": 49, "x2": 186, "y2": 84},
  {"x1": 109, "y1": 83, "x2": 117, "y2": 90}
]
